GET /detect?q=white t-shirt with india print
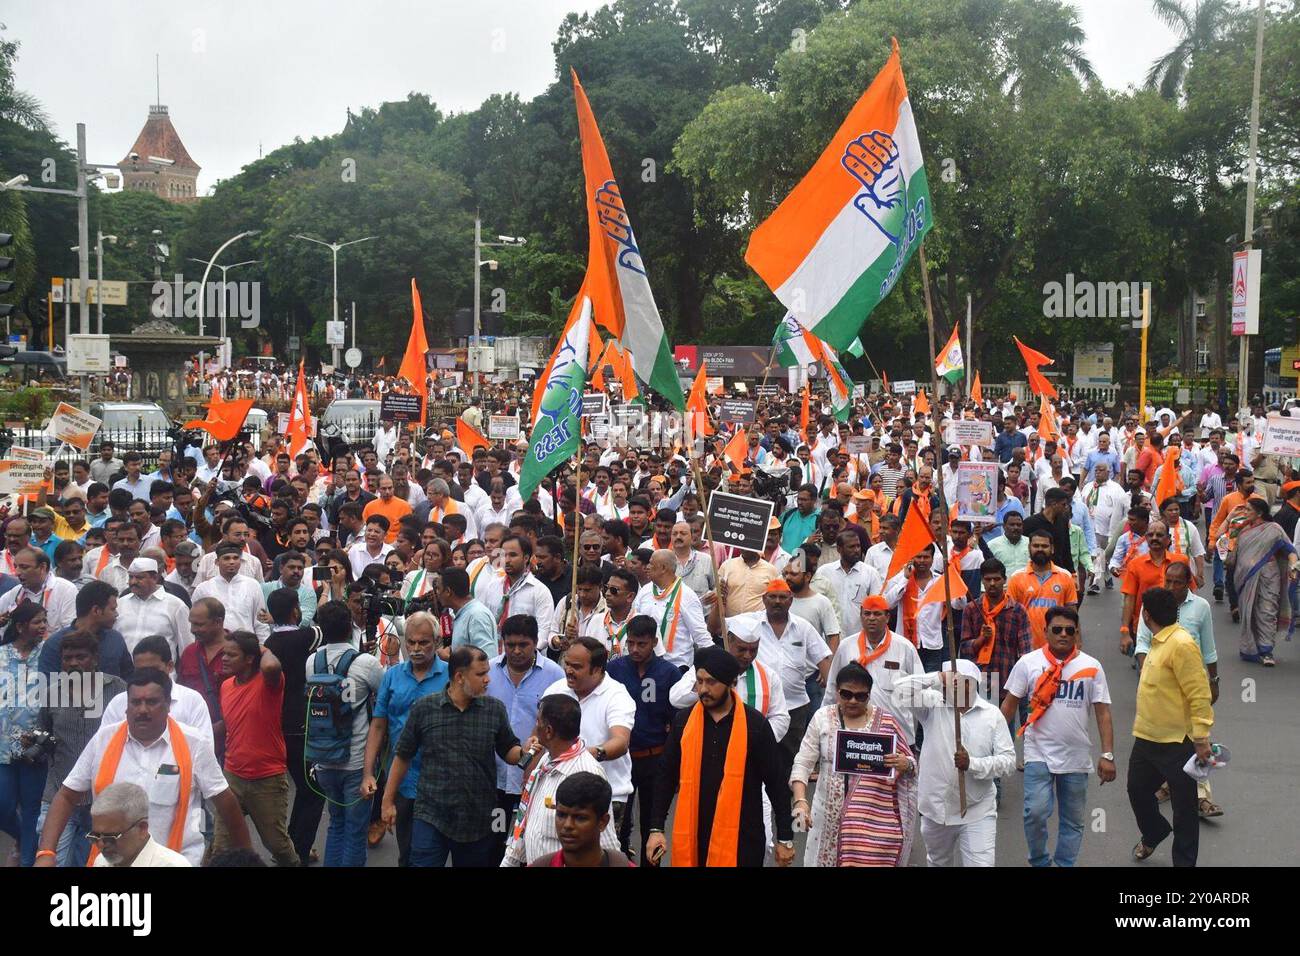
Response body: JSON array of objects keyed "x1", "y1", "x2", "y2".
[{"x1": 1005, "y1": 648, "x2": 1111, "y2": 775}]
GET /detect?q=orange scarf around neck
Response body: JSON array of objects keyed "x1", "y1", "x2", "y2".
[
  {"x1": 976, "y1": 593, "x2": 1009, "y2": 665},
  {"x1": 87, "y1": 717, "x2": 192, "y2": 864},
  {"x1": 672, "y1": 691, "x2": 747, "y2": 867},
  {"x1": 1020, "y1": 647, "x2": 1095, "y2": 736},
  {"x1": 857, "y1": 630, "x2": 892, "y2": 668}
]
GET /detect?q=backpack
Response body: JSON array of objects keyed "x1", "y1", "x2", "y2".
[{"x1": 305, "y1": 647, "x2": 362, "y2": 765}]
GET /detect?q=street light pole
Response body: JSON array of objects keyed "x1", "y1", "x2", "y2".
[
  {"x1": 188, "y1": 258, "x2": 257, "y2": 369},
  {"x1": 1238, "y1": 0, "x2": 1266, "y2": 411},
  {"x1": 197, "y1": 231, "x2": 259, "y2": 376},
  {"x1": 293, "y1": 234, "x2": 377, "y2": 369},
  {"x1": 473, "y1": 213, "x2": 481, "y2": 398},
  {"x1": 77, "y1": 124, "x2": 90, "y2": 408},
  {"x1": 471, "y1": 217, "x2": 526, "y2": 399}
]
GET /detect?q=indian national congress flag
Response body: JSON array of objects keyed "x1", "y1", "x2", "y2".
[
  {"x1": 520, "y1": 300, "x2": 594, "y2": 501},
  {"x1": 745, "y1": 38, "x2": 932, "y2": 351},
  {"x1": 935, "y1": 325, "x2": 964, "y2": 383}
]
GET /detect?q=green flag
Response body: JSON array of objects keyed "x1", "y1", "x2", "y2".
[{"x1": 519, "y1": 301, "x2": 593, "y2": 501}]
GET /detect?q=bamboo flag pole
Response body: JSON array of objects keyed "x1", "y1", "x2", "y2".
[
  {"x1": 919, "y1": 241, "x2": 967, "y2": 816},
  {"x1": 565, "y1": 451, "x2": 584, "y2": 637},
  {"x1": 758, "y1": 343, "x2": 780, "y2": 391}
]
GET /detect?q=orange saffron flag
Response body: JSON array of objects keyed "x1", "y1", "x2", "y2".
[
  {"x1": 284, "y1": 360, "x2": 313, "y2": 457},
  {"x1": 182, "y1": 396, "x2": 254, "y2": 443},
  {"x1": 886, "y1": 500, "x2": 937, "y2": 581},
  {"x1": 918, "y1": 557, "x2": 970, "y2": 608},
  {"x1": 400, "y1": 278, "x2": 431, "y2": 425},
  {"x1": 800, "y1": 388, "x2": 810, "y2": 440},
  {"x1": 1014, "y1": 336, "x2": 1058, "y2": 400},
  {"x1": 913, "y1": 389, "x2": 930, "y2": 416},
  {"x1": 1037, "y1": 395, "x2": 1059, "y2": 442},
  {"x1": 457, "y1": 418, "x2": 491, "y2": 458},
  {"x1": 723, "y1": 428, "x2": 749, "y2": 472},
  {"x1": 970, "y1": 370, "x2": 982, "y2": 403},
  {"x1": 1154, "y1": 446, "x2": 1182, "y2": 508},
  {"x1": 687, "y1": 364, "x2": 713, "y2": 438}
]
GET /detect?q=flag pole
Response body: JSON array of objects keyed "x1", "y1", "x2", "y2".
[
  {"x1": 687, "y1": 407, "x2": 723, "y2": 588},
  {"x1": 566, "y1": 452, "x2": 583, "y2": 636},
  {"x1": 758, "y1": 343, "x2": 780, "y2": 390},
  {"x1": 965, "y1": 293, "x2": 973, "y2": 401},
  {"x1": 919, "y1": 241, "x2": 967, "y2": 816}
]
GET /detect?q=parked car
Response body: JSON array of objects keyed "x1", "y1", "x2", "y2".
[
  {"x1": 319, "y1": 399, "x2": 381, "y2": 444},
  {"x1": 84, "y1": 402, "x2": 174, "y2": 460}
]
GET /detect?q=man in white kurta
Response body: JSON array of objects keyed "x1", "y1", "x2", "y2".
[{"x1": 892, "y1": 659, "x2": 1015, "y2": 867}]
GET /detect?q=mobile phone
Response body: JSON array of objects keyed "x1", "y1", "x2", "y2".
[{"x1": 311, "y1": 565, "x2": 331, "y2": 583}]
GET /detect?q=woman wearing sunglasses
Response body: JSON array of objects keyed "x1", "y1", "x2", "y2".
[{"x1": 789, "y1": 662, "x2": 917, "y2": 867}]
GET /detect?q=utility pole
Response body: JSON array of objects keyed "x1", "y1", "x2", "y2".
[
  {"x1": 77, "y1": 124, "x2": 90, "y2": 408},
  {"x1": 473, "y1": 213, "x2": 481, "y2": 398},
  {"x1": 1238, "y1": 0, "x2": 1266, "y2": 410}
]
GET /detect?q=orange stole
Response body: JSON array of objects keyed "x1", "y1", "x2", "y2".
[
  {"x1": 672, "y1": 692, "x2": 748, "y2": 867},
  {"x1": 87, "y1": 717, "x2": 193, "y2": 865}
]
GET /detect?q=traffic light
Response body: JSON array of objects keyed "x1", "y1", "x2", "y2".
[{"x1": 0, "y1": 232, "x2": 13, "y2": 318}]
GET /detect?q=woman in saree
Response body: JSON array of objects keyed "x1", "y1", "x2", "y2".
[
  {"x1": 790, "y1": 663, "x2": 918, "y2": 867},
  {"x1": 1228, "y1": 498, "x2": 1297, "y2": 666}
]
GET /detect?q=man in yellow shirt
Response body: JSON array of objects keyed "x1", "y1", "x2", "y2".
[{"x1": 1127, "y1": 587, "x2": 1214, "y2": 867}]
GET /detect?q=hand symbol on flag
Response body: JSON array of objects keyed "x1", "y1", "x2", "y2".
[
  {"x1": 842, "y1": 131, "x2": 904, "y2": 245},
  {"x1": 595, "y1": 180, "x2": 647, "y2": 275}
]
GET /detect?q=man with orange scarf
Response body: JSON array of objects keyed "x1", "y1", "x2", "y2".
[
  {"x1": 36, "y1": 669, "x2": 250, "y2": 867},
  {"x1": 821, "y1": 595, "x2": 923, "y2": 745},
  {"x1": 1001, "y1": 606, "x2": 1115, "y2": 868},
  {"x1": 959, "y1": 557, "x2": 1033, "y2": 712},
  {"x1": 645, "y1": 647, "x2": 794, "y2": 868}
]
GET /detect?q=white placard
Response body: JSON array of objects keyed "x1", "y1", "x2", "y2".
[
  {"x1": 950, "y1": 419, "x2": 994, "y2": 448},
  {"x1": 47, "y1": 403, "x2": 102, "y2": 451},
  {"x1": 488, "y1": 415, "x2": 520, "y2": 440},
  {"x1": 1262, "y1": 413, "x2": 1300, "y2": 457},
  {"x1": 67, "y1": 334, "x2": 113, "y2": 374},
  {"x1": 892, "y1": 379, "x2": 917, "y2": 395},
  {"x1": 1231, "y1": 249, "x2": 1262, "y2": 336},
  {"x1": 0, "y1": 461, "x2": 46, "y2": 495}
]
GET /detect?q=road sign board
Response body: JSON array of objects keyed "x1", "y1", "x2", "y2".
[{"x1": 344, "y1": 347, "x2": 362, "y2": 369}]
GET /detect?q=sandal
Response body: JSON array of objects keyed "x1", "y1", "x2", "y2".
[
  {"x1": 1155, "y1": 783, "x2": 1171, "y2": 803},
  {"x1": 1262, "y1": 654, "x2": 1276, "y2": 667},
  {"x1": 1231, "y1": 608, "x2": 1240, "y2": 623},
  {"x1": 1133, "y1": 840, "x2": 1156, "y2": 862},
  {"x1": 1198, "y1": 799, "x2": 1224, "y2": 818}
]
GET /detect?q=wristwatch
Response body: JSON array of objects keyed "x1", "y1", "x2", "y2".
[
  {"x1": 1100, "y1": 752, "x2": 1115, "y2": 762},
  {"x1": 594, "y1": 745, "x2": 607, "y2": 762},
  {"x1": 776, "y1": 839, "x2": 794, "y2": 849}
]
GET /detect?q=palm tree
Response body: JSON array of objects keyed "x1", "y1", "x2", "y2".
[
  {"x1": 999, "y1": 0, "x2": 1098, "y2": 102},
  {"x1": 0, "y1": 25, "x2": 49, "y2": 130},
  {"x1": 1145, "y1": 0, "x2": 1238, "y2": 100}
]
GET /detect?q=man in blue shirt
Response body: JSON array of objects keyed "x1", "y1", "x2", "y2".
[
  {"x1": 605, "y1": 614, "x2": 679, "y2": 862},
  {"x1": 485, "y1": 613, "x2": 564, "y2": 864},
  {"x1": 440, "y1": 567, "x2": 499, "y2": 656},
  {"x1": 994, "y1": 417, "x2": 1028, "y2": 464},
  {"x1": 361, "y1": 612, "x2": 449, "y2": 867}
]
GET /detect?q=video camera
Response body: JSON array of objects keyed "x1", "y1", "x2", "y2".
[{"x1": 751, "y1": 462, "x2": 791, "y2": 509}]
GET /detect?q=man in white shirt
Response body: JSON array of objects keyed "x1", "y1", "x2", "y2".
[
  {"x1": 346, "y1": 516, "x2": 394, "y2": 580},
  {"x1": 893, "y1": 659, "x2": 1015, "y2": 867},
  {"x1": 192, "y1": 516, "x2": 265, "y2": 586},
  {"x1": 115, "y1": 557, "x2": 193, "y2": 659},
  {"x1": 101, "y1": 634, "x2": 215, "y2": 736},
  {"x1": 1198, "y1": 407, "x2": 1222, "y2": 439},
  {"x1": 864, "y1": 515, "x2": 900, "y2": 583},
  {"x1": 813, "y1": 530, "x2": 884, "y2": 639},
  {"x1": 883, "y1": 545, "x2": 968, "y2": 673},
  {"x1": 477, "y1": 534, "x2": 555, "y2": 647},
  {"x1": 669, "y1": 615, "x2": 789, "y2": 741},
  {"x1": 822, "y1": 595, "x2": 923, "y2": 743},
  {"x1": 38, "y1": 669, "x2": 249, "y2": 867},
  {"x1": 543, "y1": 638, "x2": 636, "y2": 830},
  {"x1": 0, "y1": 547, "x2": 77, "y2": 633},
  {"x1": 630, "y1": 549, "x2": 714, "y2": 670},
  {"x1": 745, "y1": 580, "x2": 832, "y2": 776},
  {"x1": 192, "y1": 543, "x2": 271, "y2": 641},
  {"x1": 473, "y1": 478, "x2": 516, "y2": 534},
  {"x1": 88, "y1": 782, "x2": 192, "y2": 867},
  {"x1": 785, "y1": 551, "x2": 841, "y2": 653},
  {"x1": 1001, "y1": 605, "x2": 1115, "y2": 868}
]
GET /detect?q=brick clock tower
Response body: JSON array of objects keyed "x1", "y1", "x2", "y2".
[{"x1": 119, "y1": 104, "x2": 201, "y2": 202}]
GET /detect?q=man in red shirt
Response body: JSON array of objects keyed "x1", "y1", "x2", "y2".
[{"x1": 210, "y1": 630, "x2": 299, "y2": 866}]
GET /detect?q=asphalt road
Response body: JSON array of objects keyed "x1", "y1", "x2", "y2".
[{"x1": 8, "y1": 571, "x2": 1294, "y2": 868}]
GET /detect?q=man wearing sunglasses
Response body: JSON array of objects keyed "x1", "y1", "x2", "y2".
[
  {"x1": 87, "y1": 782, "x2": 190, "y2": 867},
  {"x1": 1001, "y1": 606, "x2": 1115, "y2": 868}
]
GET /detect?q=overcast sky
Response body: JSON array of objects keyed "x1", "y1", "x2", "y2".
[{"x1": 7, "y1": 0, "x2": 1181, "y2": 190}]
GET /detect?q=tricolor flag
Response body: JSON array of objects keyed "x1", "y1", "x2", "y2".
[
  {"x1": 773, "y1": 315, "x2": 855, "y2": 422},
  {"x1": 571, "y1": 70, "x2": 683, "y2": 410},
  {"x1": 520, "y1": 300, "x2": 594, "y2": 501},
  {"x1": 935, "y1": 325, "x2": 964, "y2": 383},
  {"x1": 745, "y1": 38, "x2": 932, "y2": 351}
]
